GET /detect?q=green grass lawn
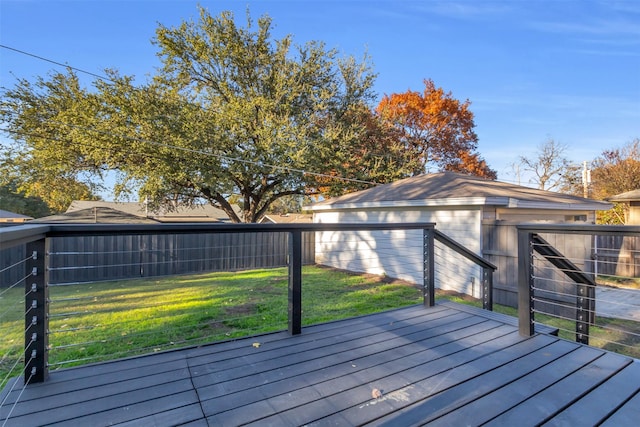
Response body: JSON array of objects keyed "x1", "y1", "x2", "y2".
[
  {"x1": 2, "y1": 266, "x2": 638, "y2": 391},
  {"x1": 597, "y1": 274, "x2": 640, "y2": 290},
  {"x1": 0, "y1": 265, "x2": 423, "y2": 388}
]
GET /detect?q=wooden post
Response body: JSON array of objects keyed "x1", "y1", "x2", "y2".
[
  {"x1": 25, "y1": 238, "x2": 49, "y2": 384},
  {"x1": 517, "y1": 230, "x2": 535, "y2": 337},
  {"x1": 288, "y1": 230, "x2": 302, "y2": 335},
  {"x1": 423, "y1": 228, "x2": 435, "y2": 307}
]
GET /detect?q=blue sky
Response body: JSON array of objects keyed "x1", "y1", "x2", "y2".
[{"x1": 1, "y1": 0, "x2": 639, "y2": 188}]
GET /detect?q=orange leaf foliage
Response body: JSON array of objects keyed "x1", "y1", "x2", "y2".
[{"x1": 376, "y1": 79, "x2": 495, "y2": 179}]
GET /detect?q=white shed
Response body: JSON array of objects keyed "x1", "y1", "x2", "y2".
[{"x1": 309, "y1": 172, "x2": 611, "y2": 303}]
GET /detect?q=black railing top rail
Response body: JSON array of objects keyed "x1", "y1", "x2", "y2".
[
  {"x1": 0, "y1": 222, "x2": 437, "y2": 250},
  {"x1": 434, "y1": 229, "x2": 497, "y2": 271},
  {"x1": 0, "y1": 224, "x2": 50, "y2": 250},
  {"x1": 517, "y1": 223, "x2": 640, "y2": 235}
]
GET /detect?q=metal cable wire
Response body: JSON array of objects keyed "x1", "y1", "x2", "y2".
[
  {"x1": 0, "y1": 272, "x2": 34, "y2": 299},
  {"x1": 0, "y1": 360, "x2": 36, "y2": 427},
  {"x1": 0, "y1": 254, "x2": 33, "y2": 275}
]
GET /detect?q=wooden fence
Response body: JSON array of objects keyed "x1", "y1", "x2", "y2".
[
  {"x1": 482, "y1": 221, "x2": 638, "y2": 310},
  {"x1": 1, "y1": 231, "x2": 315, "y2": 286}
]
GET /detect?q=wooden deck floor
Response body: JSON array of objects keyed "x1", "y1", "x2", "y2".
[{"x1": 1, "y1": 302, "x2": 639, "y2": 426}]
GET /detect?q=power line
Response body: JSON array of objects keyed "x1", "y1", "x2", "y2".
[
  {"x1": 0, "y1": 44, "x2": 115, "y2": 82},
  {"x1": 1, "y1": 44, "x2": 380, "y2": 187}
]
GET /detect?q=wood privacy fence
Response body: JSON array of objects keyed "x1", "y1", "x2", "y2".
[
  {"x1": 482, "y1": 221, "x2": 639, "y2": 309},
  {"x1": 1, "y1": 231, "x2": 315, "y2": 286}
]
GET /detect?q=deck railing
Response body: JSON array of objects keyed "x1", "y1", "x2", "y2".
[
  {"x1": 0, "y1": 222, "x2": 496, "y2": 387},
  {"x1": 517, "y1": 224, "x2": 640, "y2": 357}
]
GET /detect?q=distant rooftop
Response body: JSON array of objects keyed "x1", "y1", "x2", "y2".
[
  {"x1": 608, "y1": 189, "x2": 640, "y2": 202},
  {"x1": 310, "y1": 172, "x2": 612, "y2": 211},
  {"x1": 0, "y1": 209, "x2": 32, "y2": 222},
  {"x1": 66, "y1": 201, "x2": 235, "y2": 223}
]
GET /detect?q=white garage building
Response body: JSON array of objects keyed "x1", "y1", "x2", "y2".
[{"x1": 309, "y1": 172, "x2": 611, "y2": 303}]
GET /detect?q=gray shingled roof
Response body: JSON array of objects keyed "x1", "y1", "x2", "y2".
[
  {"x1": 32, "y1": 207, "x2": 159, "y2": 224},
  {"x1": 608, "y1": 189, "x2": 640, "y2": 202},
  {"x1": 310, "y1": 172, "x2": 611, "y2": 211},
  {"x1": 0, "y1": 209, "x2": 32, "y2": 220},
  {"x1": 66, "y1": 201, "x2": 235, "y2": 222}
]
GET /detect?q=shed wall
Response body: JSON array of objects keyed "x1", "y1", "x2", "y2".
[{"x1": 313, "y1": 208, "x2": 483, "y2": 297}]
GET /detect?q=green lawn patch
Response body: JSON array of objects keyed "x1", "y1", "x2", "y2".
[{"x1": 1, "y1": 265, "x2": 422, "y2": 388}]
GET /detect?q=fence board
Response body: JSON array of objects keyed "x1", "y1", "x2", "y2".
[{"x1": 1, "y1": 232, "x2": 315, "y2": 287}]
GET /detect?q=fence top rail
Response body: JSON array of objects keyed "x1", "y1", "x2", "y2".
[
  {"x1": 0, "y1": 222, "x2": 436, "y2": 247},
  {"x1": 516, "y1": 223, "x2": 640, "y2": 235}
]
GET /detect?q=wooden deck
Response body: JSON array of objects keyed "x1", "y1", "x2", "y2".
[{"x1": 1, "y1": 302, "x2": 639, "y2": 426}]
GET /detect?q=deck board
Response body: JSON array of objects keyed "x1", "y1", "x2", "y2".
[{"x1": 1, "y1": 302, "x2": 638, "y2": 427}]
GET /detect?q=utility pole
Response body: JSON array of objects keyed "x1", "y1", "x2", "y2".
[{"x1": 582, "y1": 161, "x2": 591, "y2": 198}]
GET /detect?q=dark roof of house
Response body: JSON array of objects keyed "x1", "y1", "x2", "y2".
[
  {"x1": 608, "y1": 189, "x2": 640, "y2": 202},
  {"x1": 31, "y1": 207, "x2": 159, "y2": 224},
  {"x1": 66, "y1": 201, "x2": 235, "y2": 222},
  {"x1": 0, "y1": 209, "x2": 32, "y2": 220},
  {"x1": 310, "y1": 172, "x2": 612, "y2": 211},
  {"x1": 260, "y1": 214, "x2": 313, "y2": 224}
]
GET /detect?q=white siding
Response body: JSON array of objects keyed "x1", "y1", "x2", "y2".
[{"x1": 313, "y1": 207, "x2": 483, "y2": 297}]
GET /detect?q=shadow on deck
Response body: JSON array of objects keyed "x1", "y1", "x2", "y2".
[{"x1": 1, "y1": 302, "x2": 639, "y2": 426}]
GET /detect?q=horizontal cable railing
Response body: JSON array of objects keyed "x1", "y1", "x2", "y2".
[
  {"x1": 2, "y1": 223, "x2": 454, "y2": 384},
  {"x1": 0, "y1": 221, "x2": 501, "y2": 425},
  {"x1": 518, "y1": 224, "x2": 640, "y2": 359},
  {"x1": 0, "y1": 245, "x2": 40, "y2": 426}
]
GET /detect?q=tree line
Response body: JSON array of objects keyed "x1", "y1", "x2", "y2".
[{"x1": 1, "y1": 7, "x2": 637, "y2": 223}]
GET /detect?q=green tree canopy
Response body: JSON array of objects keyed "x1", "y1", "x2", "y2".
[
  {"x1": 0, "y1": 180, "x2": 51, "y2": 218},
  {"x1": 1, "y1": 7, "x2": 387, "y2": 222}
]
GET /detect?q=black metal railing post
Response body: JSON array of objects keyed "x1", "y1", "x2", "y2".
[
  {"x1": 288, "y1": 230, "x2": 302, "y2": 335},
  {"x1": 482, "y1": 267, "x2": 493, "y2": 311},
  {"x1": 423, "y1": 228, "x2": 435, "y2": 307},
  {"x1": 25, "y1": 237, "x2": 49, "y2": 384},
  {"x1": 517, "y1": 230, "x2": 535, "y2": 337},
  {"x1": 575, "y1": 283, "x2": 592, "y2": 344}
]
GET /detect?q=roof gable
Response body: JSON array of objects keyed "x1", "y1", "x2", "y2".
[
  {"x1": 310, "y1": 172, "x2": 611, "y2": 211},
  {"x1": 608, "y1": 189, "x2": 640, "y2": 202}
]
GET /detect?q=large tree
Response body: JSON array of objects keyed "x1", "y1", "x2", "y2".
[
  {"x1": 0, "y1": 180, "x2": 51, "y2": 218},
  {"x1": 313, "y1": 105, "x2": 421, "y2": 196},
  {"x1": 0, "y1": 142, "x2": 98, "y2": 214},
  {"x1": 590, "y1": 139, "x2": 640, "y2": 224},
  {"x1": 376, "y1": 79, "x2": 496, "y2": 179},
  {"x1": 1, "y1": 8, "x2": 379, "y2": 222}
]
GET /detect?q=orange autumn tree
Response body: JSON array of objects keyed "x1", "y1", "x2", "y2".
[{"x1": 377, "y1": 79, "x2": 496, "y2": 179}]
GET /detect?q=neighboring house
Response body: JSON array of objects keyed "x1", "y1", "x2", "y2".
[
  {"x1": 259, "y1": 213, "x2": 313, "y2": 224},
  {"x1": 608, "y1": 189, "x2": 640, "y2": 225},
  {"x1": 604, "y1": 190, "x2": 640, "y2": 277},
  {"x1": 31, "y1": 207, "x2": 159, "y2": 224},
  {"x1": 64, "y1": 201, "x2": 236, "y2": 223},
  {"x1": 309, "y1": 172, "x2": 612, "y2": 306},
  {"x1": 0, "y1": 209, "x2": 32, "y2": 225}
]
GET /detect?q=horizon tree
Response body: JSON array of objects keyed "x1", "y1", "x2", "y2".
[
  {"x1": 376, "y1": 79, "x2": 497, "y2": 179},
  {"x1": 0, "y1": 7, "x2": 381, "y2": 222}
]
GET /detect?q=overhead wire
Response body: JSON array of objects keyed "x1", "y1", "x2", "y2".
[{"x1": 0, "y1": 44, "x2": 380, "y2": 187}]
